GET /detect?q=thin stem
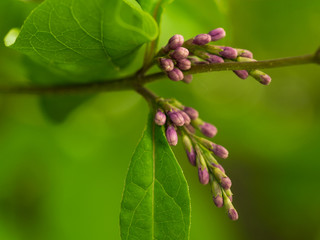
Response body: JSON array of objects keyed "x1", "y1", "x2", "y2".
[
  {"x1": 135, "y1": 85, "x2": 158, "y2": 105},
  {"x1": 0, "y1": 50, "x2": 319, "y2": 95}
]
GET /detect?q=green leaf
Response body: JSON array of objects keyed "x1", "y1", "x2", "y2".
[
  {"x1": 10, "y1": 0, "x2": 158, "y2": 82},
  {"x1": 120, "y1": 113, "x2": 191, "y2": 240},
  {"x1": 137, "y1": 0, "x2": 174, "y2": 23}
]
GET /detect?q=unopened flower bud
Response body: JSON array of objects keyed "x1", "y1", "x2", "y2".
[
  {"x1": 196, "y1": 151, "x2": 210, "y2": 185},
  {"x1": 219, "y1": 47, "x2": 238, "y2": 59},
  {"x1": 183, "y1": 75, "x2": 193, "y2": 84},
  {"x1": 228, "y1": 208, "x2": 239, "y2": 221},
  {"x1": 221, "y1": 177, "x2": 232, "y2": 190},
  {"x1": 193, "y1": 34, "x2": 212, "y2": 45},
  {"x1": 185, "y1": 124, "x2": 196, "y2": 134},
  {"x1": 212, "y1": 167, "x2": 231, "y2": 190},
  {"x1": 239, "y1": 50, "x2": 253, "y2": 58},
  {"x1": 154, "y1": 110, "x2": 166, "y2": 126},
  {"x1": 183, "y1": 107, "x2": 199, "y2": 120},
  {"x1": 259, "y1": 74, "x2": 272, "y2": 85},
  {"x1": 167, "y1": 68, "x2": 184, "y2": 81},
  {"x1": 166, "y1": 125, "x2": 178, "y2": 146},
  {"x1": 198, "y1": 167, "x2": 210, "y2": 185},
  {"x1": 249, "y1": 70, "x2": 272, "y2": 85},
  {"x1": 211, "y1": 144, "x2": 229, "y2": 159},
  {"x1": 208, "y1": 28, "x2": 226, "y2": 41},
  {"x1": 159, "y1": 58, "x2": 174, "y2": 72},
  {"x1": 207, "y1": 54, "x2": 224, "y2": 64},
  {"x1": 182, "y1": 135, "x2": 196, "y2": 166},
  {"x1": 167, "y1": 34, "x2": 184, "y2": 50},
  {"x1": 211, "y1": 176, "x2": 224, "y2": 208},
  {"x1": 223, "y1": 194, "x2": 238, "y2": 220},
  {"x1": 179, "y1": 111, "x2": 191, "y2": 125},
  {"x1": 199, "y1": 122, "x2": 217, "y2": 138},
  {"x1": 233, "y1": 70, "x2": 249, "y2": 79},
  {"x1": 168, "y1": 110, "x2": 185, "y2": 126},
  {"x1": 176, "y1": 59, "x2": 191, "y2": 70},
  {"x1": 170, "y1": 47, "x2": 189, "y2": 60}
]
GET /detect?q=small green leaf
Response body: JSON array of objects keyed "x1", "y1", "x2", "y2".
[
  {"x1": 11, "y1": 0, "x2": 158, "y2": 82},
  {"x1": 120, "y1": 113, "x2": 191, "y2": 240}
]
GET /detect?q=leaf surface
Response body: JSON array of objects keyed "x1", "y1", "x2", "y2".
[
  {"x1": 120, "y1": 113, "x2": 191, "y2": 240},
  {"x1": 11, "y1": 0, "x2": 158, "y2": 82},
  {"x1": 137, "y1": 0, "x2": 174, "y2": 23}
]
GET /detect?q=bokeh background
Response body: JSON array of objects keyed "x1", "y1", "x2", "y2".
[{"x1": 0, "y1": 0, "x2": 320, "y2": 239}]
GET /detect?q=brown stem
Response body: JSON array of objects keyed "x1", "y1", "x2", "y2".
[{"x1": 0, "y1": 50, "x2": 319, "y2": 95}]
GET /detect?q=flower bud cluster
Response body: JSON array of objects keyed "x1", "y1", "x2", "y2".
[
  {"x1": 157, "y1": 28, "x2": 271, "y2": 85},
  {"x1": 154, "y1": 97, "x2": 238, "y2": 220}
]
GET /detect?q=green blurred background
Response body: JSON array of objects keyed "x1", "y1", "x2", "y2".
[{"x1": 0, "y1": 0, "x2": 320, "y2": 239}]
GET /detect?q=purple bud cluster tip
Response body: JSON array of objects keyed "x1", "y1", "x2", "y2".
[
  {"x1": 153, "y1": 96, "x2": 237, "y2": 221},
  {"x1": 159, "y1": 28, "x2": 271, "y2": 88},
  {"x1": 208, "y1": 28, "x2": 226, "y2": 41}
]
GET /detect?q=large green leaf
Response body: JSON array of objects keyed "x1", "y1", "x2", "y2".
[
  {"x1": 137, "y1": 0, "x2": 174, "y2": 23},
  {"x1": 10, "y1": 0, "x2": 158, "y2": 82},
  {"x1": 120, "y1": 113, "x2": 191, "y2": 240}
]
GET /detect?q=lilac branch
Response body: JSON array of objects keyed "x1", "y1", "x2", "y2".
[{"x1": 0, "y1": 49, "x2": 319, "y2": 95}]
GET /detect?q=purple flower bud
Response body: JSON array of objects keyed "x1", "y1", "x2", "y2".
[
  {"x1": 183, "y1": 107, "x2": 199, "y2": 120},
  {"x1": 187, "y1": 148, "x2": 196, "y2": 166},
  {"x1": 168, "y1": 110, "x2": 185, "y2": 126},
  {"x1": 240, "y1": 50, "x2": 253, "y2": 59},
  {"x1": 228, "y1": 208, "x2": 239, "y2": 221},
  {"x1": 179, "y1": 111, "x2": 191, "y2": 125},
  {"x1": 185, "y1": 124, "x2": 196, "y2": 134},
  {"x1": 167, "y1": 68, "x2": 184, "y2": 81},
  {"x1": 259, "y1": 74, "x2": 272, "y2": 85},
  {"x1": 198, "y1": 167, "x2": 210, "y2": 185},
  {"x1": 170, "y1": 47, "x2": 189, "y2": 60},
  {"x1": 199, "y1": 122, "x2": 217, "y2": 138},
  {"x1": 207, "y1": 54, "x2": 224, "y2": 64},
  {"x1": 159, "y1": 58, "x2": 174, "y2": 72},
  {"x1": 176, "y1": 59, "x2": 191, "y2": 71},
  {"x1": 233, "y1": 70, "x2": 249, "y2": 79},
  {"x1": 183, "y1": 75, "x2": 193, "y2": 84},
  {"x1": 154, "y1": 110, "x2": 166, "y2": 126},
  {"x1": 166, "y1": 125, "x2": 178, "y2": 146},
  {"x1": 211, "y1": 144, "x2": 229, "y2": 159},
  {"x1": 182, "y1": 135, "x2": 196, "y2": 166},
  {"x1": 221, "y1": 177, "x2": 232, "y2": 190},
  {"x1": 208, "y1": 28, "x2": 226, "y2": 41},
  {"x1": 193, "y1": 34, "x2": 212, "y2": 45},
  {"x1": 219, "y1": 47, "x2": 238, "y2": 59},
  {"x1": 167, "y1": 34, "x2": 184, "y2": 50},
  {"x1": 213, "y1": 195, "x2": 224, "y2": 208}
]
